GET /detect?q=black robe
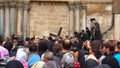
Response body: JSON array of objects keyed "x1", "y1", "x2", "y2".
[{"x1": 91, "y1": 22, "x2": 102, "y2": 40}]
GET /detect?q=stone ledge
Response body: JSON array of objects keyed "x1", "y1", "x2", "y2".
[{"x1": 30, "y1": 0, "x2": 72, "y2": 2}]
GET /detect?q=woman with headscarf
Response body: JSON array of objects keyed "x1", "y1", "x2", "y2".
[
  {"x1": 0, "y1": 45, "x2": 9, "y2": 59},
  {"x1": 16, "y1": 47, "x2": 28, "y2": 68}
]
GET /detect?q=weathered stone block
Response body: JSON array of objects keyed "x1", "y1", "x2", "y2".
[{"x1": 30, "y1": 2, "x2": 69, "y2": 38}]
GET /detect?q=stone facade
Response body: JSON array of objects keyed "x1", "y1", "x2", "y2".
[
  {"x1": 29, "y1": 1, "x2": 88, "y2": 38},
  {"x1": 30, "y1": 2, "x2": 69, "y2": 38},
  {"x1": 0, "y1": 0, "x2": 120, "y2": 40},
  {"x1": 0, "y1": 1, "x2": 30, "y2": 40},
  {"x1": 113, "y1": 0, "x2": 120, "y2": 14}
]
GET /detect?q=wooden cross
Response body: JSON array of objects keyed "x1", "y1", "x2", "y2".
[{"x1": 49, "y1": 27, "x2": 63, "y2": 38}]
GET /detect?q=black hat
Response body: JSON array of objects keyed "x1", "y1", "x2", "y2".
[{"x1": 90, "y1": 18, "x2": 96, "y2": 21}]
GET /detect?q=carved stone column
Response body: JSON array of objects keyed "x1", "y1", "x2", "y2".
[
  {"x1": 9, "y1": 2, "x2": 16, "y2": 36},
  {"x1": 17, "y1": 3, "x2": 23, "y2": 35},
  {"x1": 69, "y1": 4, "x2": 74, "y2": 37},
  {"x1": 4, "y1": 3, "x2": 10, "y2": 39},
  {"x1": 0, "y1": 3, "x2": 4, "y2": 40},
  {"x1": 114, "y1": 14, "x2": 120, "y2": 40},
  {"x1": 27, "y1": 8, "x2": 30, "y2": 37},
  {"x1": 23, "y1": 4, "x2": 29, "y2": 40},
  {"x1": 75, "y1": 5, "x2": 80, "y2": 32},
  {"x1": 113, "y1": 0, "x2": 120, "y2": 40},
  {"x1": 82, "y1": 6, "x2": 87, "y2": 30}
]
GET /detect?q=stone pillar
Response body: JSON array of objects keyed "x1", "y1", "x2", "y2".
[
  {"x1": 69, "y1": 4, "x2": 74, "y2": 37},
  {"x1": 0, "y1": 3, "x2": 4, "y2": 40},
  {"x1": 75, "y1": 5, "x2": 80, "y2": 32},
  {"x1": 82, "y1": 6, "x2": 87, "y2": 30},
  {"x1": 4, "y1": 3, "x2": 10, "y2": 39},
  {"x1": 114, "y1": 14, "x2": 120, "y2": 40},
  {"x1": 10, "y1": 2, "x2": 16, "y2": 36},
  {"x1": 27, "y1": 9, "x2": 30, "y2": 37},
  {"x1": 17, "y1": 3, "x2": 23, "y2": 35},
  {"x1": 23, "y1": 4, "x2": 29, "y2": 40}
]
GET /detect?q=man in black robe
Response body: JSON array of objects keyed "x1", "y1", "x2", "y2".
[
  {"x1": 90, "y1": 18, "x2": 102, "y2": 40},
  {"x1": 86, "y1": 27, "x2": 91, "y2": 40}
]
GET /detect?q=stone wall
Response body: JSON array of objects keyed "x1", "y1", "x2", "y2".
[
  {"x1": 87, "y1": 4, "x2": 112, "y2": 33},
  {"x1": 113, "y1": 0, "x2": 120, "y2": 14},
  {"x1": 29, "y1": 1, "x2": 113, "y2": 39},
  {"x1": 86, "y1": 3, "x2": 113, "y2": 40},
  {"x1": 0, "y1": 0, "x2": 116, "y2": 40},
  {"x1": 30, "y1": 2, "x2": 69, "y2": 38}
]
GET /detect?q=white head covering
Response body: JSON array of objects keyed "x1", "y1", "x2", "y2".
[
  {"x1": 0, "y1": 46, "x2": 9, "y2": 58},
  {"x1": 16, "y1": 48, "x2": 28, "y2": 63}
]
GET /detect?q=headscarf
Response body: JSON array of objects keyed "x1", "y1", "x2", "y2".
[
  {"x1": 16, "y1": 48, "x2": 28, "y2": 68},
  {"x1": 0, "y1": 46, "x2": 9, "y2": 59},
  {"x1": 5, "y1": 60, "x2": 24, "y2": 68}
]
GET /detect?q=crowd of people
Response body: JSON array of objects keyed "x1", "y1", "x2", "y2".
[{"x1": 0, "y1": 18, "x2": 120, "y2": 68}]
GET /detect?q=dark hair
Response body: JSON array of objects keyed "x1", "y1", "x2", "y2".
[
  {"x1": 52, "y1": 43, "x2": 62, "y2": 54},
  {"x1": 48, "y1": 37, "x2": 53, "y2": 41},
  {"x1": 4, "y1": 42, "x2": 13, "y2": 52},
  {"x1": 0, "y1": 35, "x2": 4, "y2": 45},
  {"x1": 5, "y1": 60, "x2": 24, "y2": 68},
  {"x1": 62, "y1": 39, "x2": 72, "y2": 50},
  {"x1": 82, "y1": 30, "x2": 85, "y2": 33},
  {"x1": 25, "y1": 37, "x2": 30, "y2": 41},
  {"x1": 38, "y1": 40, "x2": 48, "y2": 52},
  {"x1": 91, "y1": 40, "x2": 101, "y2": 51},
  {"x1": 74, "y1": 31, "x2": 79, "y2": 35},
  {"x1": 102, "y1": 56, "x2": 119, "y2": 68},
  {"x1": 116, "y1": 42, "x2": 120, "y2": 49},
  {"x1": 86, "y1": 27, "x2": 89, "y2": 29},
  {"x1": 30, "y1": 37, "x2": 35, "y2": 41},
  {"x1": 94, "y1": 64, "x2": 112, "y2": 68},
  {"x1": 29, "y1": 43, "x2": 37, "y2": 52},
  {"x1": 74, "y1": 31, "x2": 79, "y2": 37},
  {"x1": 90, "y1": 18, "x2": 96, "y2": 21},
  {"x1": 104, "y1": 41, "x2": 115, "y2": 52}
]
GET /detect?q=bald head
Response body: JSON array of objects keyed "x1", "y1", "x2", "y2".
[
  {"x1": 44, "y1": 51, "x2": 54, "y2": 61},
  {"x1": 62, "y1": 39, "x2": 72, "y2": 50}
]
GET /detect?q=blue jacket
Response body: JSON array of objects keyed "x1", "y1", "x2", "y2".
[
  {"x1": 28, "y1": 54, "x2": 41, "y2": 68},
  {"x1": 114, "y1": 53, "x2": 120, "y2": 66}
]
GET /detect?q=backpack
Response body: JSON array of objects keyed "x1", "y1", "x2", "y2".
[
  {"x1": 74, "y1": 60, "x2": 80, "y2": 68},
  {"x1": 78, "y1": 50, "x2": 88, "y2": 68},
  {"x1": 61, "y1": 51, "x2": 80, "y2": 68}
]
